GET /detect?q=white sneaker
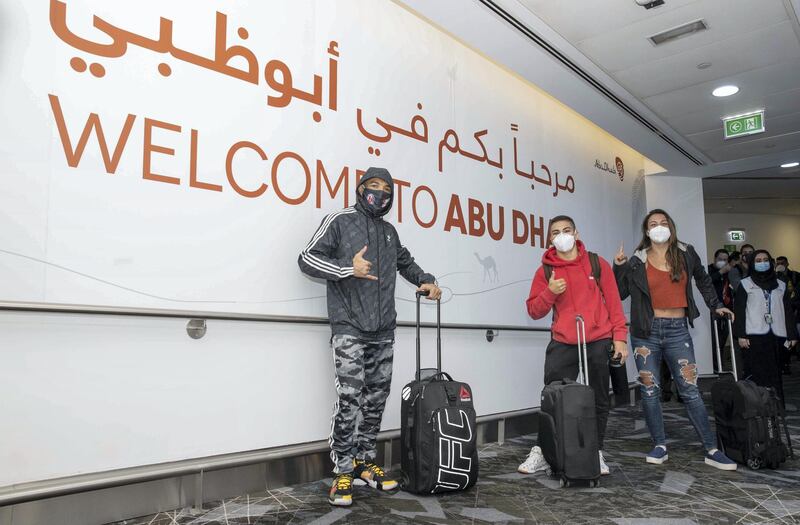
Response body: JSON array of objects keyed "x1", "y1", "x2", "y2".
[
  {"x1": 518, "y1": 446, "x2": 550, "y2": 474},
  {"x1": 598, "y1": 451, "x2": 610, "y2": 475}
]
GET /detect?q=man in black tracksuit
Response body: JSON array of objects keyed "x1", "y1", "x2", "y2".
[{"x1": 298, "y1": 167, "x2": 441, "y2": 506}]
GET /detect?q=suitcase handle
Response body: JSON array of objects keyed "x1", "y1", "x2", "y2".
[
  {"x1": 419, "y1": 371, "x2": 453, "y2": 383},
  {"x1": 712, "y1": 315, "x2": 724, "y2": 375},
  {"x1": 416, "y1": 290, "x2": 441, "y2": 381},
  {"x1": 575, "y1": 315, "x2": 589, "y2": 387},
  {"x1": 714, "y1": 316, "x2": 737, "y2": 381}
]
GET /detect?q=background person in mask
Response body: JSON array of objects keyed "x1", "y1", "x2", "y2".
[
  {"x1": 734, "y1": 250, "x2": 798, "y2": 405},
  {"x1": 724, "y1": 250, "x2": 747, "y2": 377},
  {"x1": 708, "y1": 249, "x2": 733, "y2": 374},
  {"x1": 708, "y1": 249, "x2": 732, "y2": 303},
  {"x1": 740, "y1": 244, "x2": 755, "y2": 278},
  {"x1": 517, "y1": 215, "x2": 628, "y2": 477},
  {"x1": 298, "y1": 167, "x2": 441, "y2": 506},
  {"x1": 775, "y1": 256, "x2": 799, "y2": 290},
  {"x1": 614, "y1": 209, "x2": 736, "y2": 470},
  {"x1": 727, "y1": 251, "x2": 745, "y2": 292},
  {"x1": 776, "y1": 256, "x2": 800, "y2": 374}
]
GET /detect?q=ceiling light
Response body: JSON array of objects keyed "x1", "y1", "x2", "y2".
[
  {"x1": 649, "y1": 19, "x2": 708, "y2": 45},
  {"x1": 696, "y1": 62, "x2": 711, "y2": 69},
  {"x1": 781, "y1": 162, "x2": 799, "y2": 168},
  {"x1": 635, "y1": 0, "x2": 665, "y2": 9},
  {"x1": 712, "y1": 85, "x2": 739, "y2": 97}
]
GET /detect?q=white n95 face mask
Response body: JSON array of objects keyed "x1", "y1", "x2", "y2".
[
  {"x1": 552, "y1": 232, "x2": 576, "y2": 252},
  {"x1": 715, "y1": 260, "x2": 727, "y2": 269},
  {"x1": 648, "y1": 225, "x2": 671, "y2": 244}
]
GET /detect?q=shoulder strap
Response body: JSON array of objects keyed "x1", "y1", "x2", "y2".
[
  {"x1": 588, "y1": 252, "x2": 601, "y2": 281},
  {"x1": 545, "y1": 255, "x2": 600, "y2": 282}
]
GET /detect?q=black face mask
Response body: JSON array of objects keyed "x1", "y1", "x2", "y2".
[{"x1": 362, "y1": 188, "x2": 391, "y2": 215}]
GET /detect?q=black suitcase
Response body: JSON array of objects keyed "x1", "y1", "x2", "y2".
[
  {"x1": 711, "y1": 317, "x2": 794, "y2": 469},
  {"x1": 400, "y1": 291, "x2": 479, "y2": 494},
  {"x1": 538, "y1": 315, "x2": 601, "y2": 488}
]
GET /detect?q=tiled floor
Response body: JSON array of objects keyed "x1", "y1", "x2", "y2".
[{"x1": 112, "y1": 371, "x2": 800, "y2": 524}]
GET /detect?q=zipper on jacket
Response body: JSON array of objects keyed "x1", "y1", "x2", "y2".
[
  {"x1": 632, "y1": 259, "x2": 652, "y2": 299},
  {"x1": 377, "y1": 219, "x2": 382, "y2": 328}
]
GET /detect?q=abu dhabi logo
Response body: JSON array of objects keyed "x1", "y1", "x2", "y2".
[
  {"x1": 594, "y1": 157, "x2": 625, "y2": 181},
  {"x1": 615, "y1": 157, "x2": 624, "y2": 181}
]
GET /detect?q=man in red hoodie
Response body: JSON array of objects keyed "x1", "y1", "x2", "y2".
[{"x1": 518, "y1": 215, "x2": 629, "y2": 476}]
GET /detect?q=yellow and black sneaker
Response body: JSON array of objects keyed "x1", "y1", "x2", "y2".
[
  {"x1": 328, "y1": 473, "x2": 354, "y2": 506},
  {"x1": 353, "y1": 459, "x2": 398, "y2": 491}
]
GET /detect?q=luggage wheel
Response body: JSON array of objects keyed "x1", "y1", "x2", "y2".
[
  {"x1": 559, "y1": 477, "x2": 570, "y2": 488},
  {"x1": 588, "y1": 479, "x2": 600, "y2": 488},
  {"x1": 747, "y1": 457, "x2": 763, "y2": 470}
]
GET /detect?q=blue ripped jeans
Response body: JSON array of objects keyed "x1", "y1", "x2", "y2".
[{"x1": 631, "y1": 318, "x2": 716, "y2": 451}]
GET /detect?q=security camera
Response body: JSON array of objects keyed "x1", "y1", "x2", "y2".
[{"x1": 635, "y1": 0, "x2": 665, "y2": 8}]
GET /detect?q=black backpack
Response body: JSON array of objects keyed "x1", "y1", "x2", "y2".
[
  {"x1": 711, "y1": 318, "x2": 794, "y2": 469},
  {"x1": 712, "y1": 377, "x2": 792, "y2": 469}
]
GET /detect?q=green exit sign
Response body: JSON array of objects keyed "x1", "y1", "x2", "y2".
[
  {"x1": 723, "y1": 111, "x2": 764, "y2": 139},
  {"x1": 728, "y1": 230, "x2": 745, "y2": 241}
]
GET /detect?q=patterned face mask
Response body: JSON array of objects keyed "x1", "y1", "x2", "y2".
[{"x1": 362, "y1": 188, "x2": 391, "y2": 214}]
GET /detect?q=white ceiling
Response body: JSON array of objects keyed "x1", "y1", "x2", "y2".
[
  {"x1": 703, "y1": 196, "x2": 800, "y2": 215},
  {"x1": 518, "y1": 0, "x2": 800, "y2": 213},
  {"x1": 703, "y1": 162, "x2": 800, "y2": 214},
  {"x1": 397, "y1": 0, "x2": 713, "y2": 170}
]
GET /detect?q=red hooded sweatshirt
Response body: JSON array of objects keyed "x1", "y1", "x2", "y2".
[{"x1": 526, "y1": 241, "x2": 628, "y2": 345}]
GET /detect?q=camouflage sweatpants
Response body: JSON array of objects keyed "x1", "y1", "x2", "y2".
[{"x1": 329, "y1": 334, "x2": 394, "y2": 474}]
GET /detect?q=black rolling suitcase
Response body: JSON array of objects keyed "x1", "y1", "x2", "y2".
[
  {"x1": 400, "y1": 291, "x2": 479, "y2": 494},
  {"x1": 538, "y1": 315, "x2": 601, "y2": 488},
  {"x1": 711, "y1": 317, "x2": 794, "y2": 469}
]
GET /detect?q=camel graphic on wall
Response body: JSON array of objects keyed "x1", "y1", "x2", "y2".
[{"x1": 474, "y1": 252, "x2": 498, "y2": 283}]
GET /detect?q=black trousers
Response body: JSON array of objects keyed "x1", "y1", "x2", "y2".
[
  {"x1": 780, "y1": 339, "x2": 792, "y2": 371},
  {"x1": 542, "y1": 338, "x2": 611, "y2": 449},
  {"x1": 742, "y1": 333, "x2": 785, "y2": 407}
]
